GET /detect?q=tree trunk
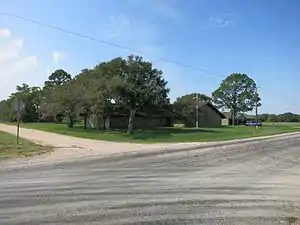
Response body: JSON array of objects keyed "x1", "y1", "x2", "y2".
[
  {"x1": 93, "y1": 114, "x2": 102, "y2": 130},
  {"x1": 127, "y1": 108, "x2": 136, "y2": 134},
  {"x1": 102, "y1": 115, "x2": 106, "y2": 131},
  {"x1": 105, "y1": 115, "x2": 110, "y2": 130},
  {"x1": 67, "y1": 115, "x2": 74, "y2": 128},
  {"x1": 55, "y1": 113, "x2": 63, "y2": 123},
  {"x1": 231, "y1": 110, "x2": 236, "y2": 126},
  {"x1": 83, "y1": 114, "x2": 88, "y2": 129}
]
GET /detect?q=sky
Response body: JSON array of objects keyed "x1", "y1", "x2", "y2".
[{"x1": 0, "y1": 0, "x2": 299, "y2": 114}]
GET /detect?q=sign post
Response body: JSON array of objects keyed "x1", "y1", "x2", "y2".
[{"x1": 13, "y1": 99, "x2": 25, "y2": 145}]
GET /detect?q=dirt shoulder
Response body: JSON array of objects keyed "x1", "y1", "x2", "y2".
[
  {"x1": 1, "y1": 124, "x2": 300, "y2": 166},
  {"x1": 0, "y1": 124, "x2": 203, "y2": 164}
]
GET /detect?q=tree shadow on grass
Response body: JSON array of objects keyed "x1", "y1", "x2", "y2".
[
  {"x1": 126, "y1": 127, "x2": 222, "y2": 141},
  {"x1": 136, "y1": 127, "x2": 218, "y2": 134},
  {"x1": 67, "y1": 125, "x2": 223, "y2": 141}
]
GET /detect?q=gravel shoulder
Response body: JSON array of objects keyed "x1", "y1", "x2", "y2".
[
  {"x1": 0, "y1": 124, "x2": 204, "y2": 165},
  {"x1": 0, "y1": 123, "x2": 300, "y2": 166}
]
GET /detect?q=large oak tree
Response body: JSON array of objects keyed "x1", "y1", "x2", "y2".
[
  {"x1": 41, "y1": 69, "x2": 72, "y2": 123},
  {"x1": 212, "y1": 73, "x2": 260, "y2": 125},
  {"x1": 115, "y1": 55, "x2": 170, "y2": 133}
]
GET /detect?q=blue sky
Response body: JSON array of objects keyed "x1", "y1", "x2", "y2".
[{"x1": 0, "y1": 0, "x2": 299, "y2": 114}]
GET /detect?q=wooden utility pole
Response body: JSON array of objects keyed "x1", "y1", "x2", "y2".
[
  {"x1": 13, "y1": 98, "x2": 25, "y2": 145},
  {"x1": 255, "y1": 87, "x2": 259, "y2": 129},
  {"x1": 17, "y1": 108, "x2": 20, "y2": 144},
  {"x1": 195, "y1": 93, "x2": 199, "y2": 128}
]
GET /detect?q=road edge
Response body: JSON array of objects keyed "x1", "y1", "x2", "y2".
[{"x1": 72, "y1": 131, "x2": 300, "y2": 163}]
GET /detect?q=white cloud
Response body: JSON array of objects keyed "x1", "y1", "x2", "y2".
[
  {"x1": 0, "y1": 28, "x2": 11, "y2": 38},
  {"x1": 99, "y1": 14, "x2": 157, "y2": 46},
  {"x1": 0, "y1": 30, "x2": 39, "y2": 100},
  {"x1": 105, "y1": 15, "x2": 131, "y2": 39},
  {"x1": 128, "y1": 0, "x2": 185, "y2": 23},
  {"x1": 13, "y1": 56, "x2": 38, "y2": 71},
  {"x1": 150, "y1": 0, "x2": 184, "y2": 22},
  {"x1": 0, "y1": 39, "x2": 23, "y2": 62},
  {"x1": 209, "y1": 17, "x2": 233, "y2": 27},
  {"x1": 52, "y1": 51, "x2": 65, "y2": 63}
]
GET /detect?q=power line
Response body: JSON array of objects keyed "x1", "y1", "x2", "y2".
[{"x1": 1, "y1": 12, "x2": 223, "y2": 78}]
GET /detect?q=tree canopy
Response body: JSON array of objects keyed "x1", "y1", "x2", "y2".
[
  {"x1": 173, "y1": 93, "x2": 211, "y2": 126},
  {"x1": 2, "y1": 83, "x2": 42, "y2": 122},
  {"x1": 259, "y1": 112, "x2": 300, "y2": 123},
  {"x1": 0, "y1": 55, "x2": 270, "y2": 131},
  {"x1": 212, "y1": 73, "x2": 260, "y2": 125},
  {"x1": 115, "y1": 55, "x2": 170, "y2": 133},
  {"x1": 44, "y1": 69, "x2": 72, "y2": 88}
]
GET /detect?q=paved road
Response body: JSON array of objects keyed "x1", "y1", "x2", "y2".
[{"x1": 1, "y1": 136, "x2": 300, "y2": 224}]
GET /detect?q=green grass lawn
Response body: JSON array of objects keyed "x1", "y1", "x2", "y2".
[
  {"x1": 0, "y1": 131, "x2": 53, "y2": 160},
  {"x1": 263, "y1": 122, "x2": 300, "y2": 127},
  {"x1": 11, "y1": 122, "x2": 300, "y2": 143}
]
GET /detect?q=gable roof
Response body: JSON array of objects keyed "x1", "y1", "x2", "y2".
[
  {"x1": 222, "y1": 112, "x2": 256, "y2": 120},
  {"x1": 222, "y1": 112, "x2": 232, "y2": 118},
  {"x1": 241, "y1": 113, "x2": 256, "y2": 119},
  {"x1": 198, "y1": 102, "x2": 226, "y2": 119}
]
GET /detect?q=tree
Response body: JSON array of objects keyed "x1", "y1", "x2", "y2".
[
  {"x1": 41, "y1": 69, "x2": 72, "y2": 122},
  {"x1": 9, "y1": 83, "x2": 42, "y2": 122},
  {"x1": 174, "y1": 93, "x2": 211, "y2": 105},
  {"x1": 277, "y1": 112, "x2": 299, "y2": 122},
  {"x1": 91, "y1": 60, "x2": 123, "y2": 129},
  {"x1": 212, "y1": 73, "x2": 260, "y2": 125},
  {"x1": 258, "y1": 113, "x2": 269, "y2": 122},
  {"x1": 44, "y1": 69, "x2": 72, "y2": 88},
  {"x1": 267, "y1": 114, "x2": 278, "y2": 123},
  {"x1": 116, "y1": 55, "x2": 170, "y2": 133},
  {"x1": 73, "y1": 69, "x2": 92, "y2": 129},
  {"x1": 0, "y1": 99, "x2": 14, "y2": 121},
  {"x1": 49, "y1": 79, "x2": 81, "y2": 128},
  {"x1": 173, "y1": 93, "x2": 211, "y2": 126},
  {"x1": 74, "y1": 61, "x2": 123, "y2": 130}
]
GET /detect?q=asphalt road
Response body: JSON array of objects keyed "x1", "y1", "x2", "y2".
[{"x1": 1, "y1": 136, "x2": 300, "y2": 225}]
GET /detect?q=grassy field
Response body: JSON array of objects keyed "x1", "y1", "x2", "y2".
[
  {"x1": 263, "y1": 122, "x2": 300, "y2": 127},
  {"x1": 0, "y1": 131, "x2": 53, "y2": 160},
  {"x1": 12, "y1": 122, "x2": 300, "y2": 143}
]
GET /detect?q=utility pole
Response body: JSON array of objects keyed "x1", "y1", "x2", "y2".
[
  {"x1": 196, "y1": 93, "x2": 199, "y2": 128},
  {"x1": 255, "y1": 86, "x2": 259, "y2": 129},
  {"x1": 13, "y1": 98, "x2": 25, "y2": 145},
  {"x1": 17, "y1": 107, "x2": 20, "y2": 144}
]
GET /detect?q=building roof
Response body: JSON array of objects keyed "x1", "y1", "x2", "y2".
[
  {"x1": 241, "y1": 113, "x2": 256, "y2": 119},
  {"x1": 222, "y1": 112, "x2": 232, "y2": 118},
  {"x1": 199, "y1": 102, "x2": 226, "y2": 119},
  {"x1": 222, "y1": 112, "x2": 256, "y2": 120}
]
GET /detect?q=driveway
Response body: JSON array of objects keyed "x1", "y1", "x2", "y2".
[
  {"x1": 0, "y1": 134, "x2": 300, "y2": 224},
  {"x1": 0, "y1": 124, "x2": 205, "y2": 164}
]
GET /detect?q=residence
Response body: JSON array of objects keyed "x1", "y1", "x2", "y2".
[
  {"x1": 222, "y1": 112, "x2": 256, "y2": 125},
  {"x1": 173, "y1": 102, "x2": 226, "y2": 128},
  {"x1": 87, "y1": 111, "x2": 171, "y2": 130}
]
